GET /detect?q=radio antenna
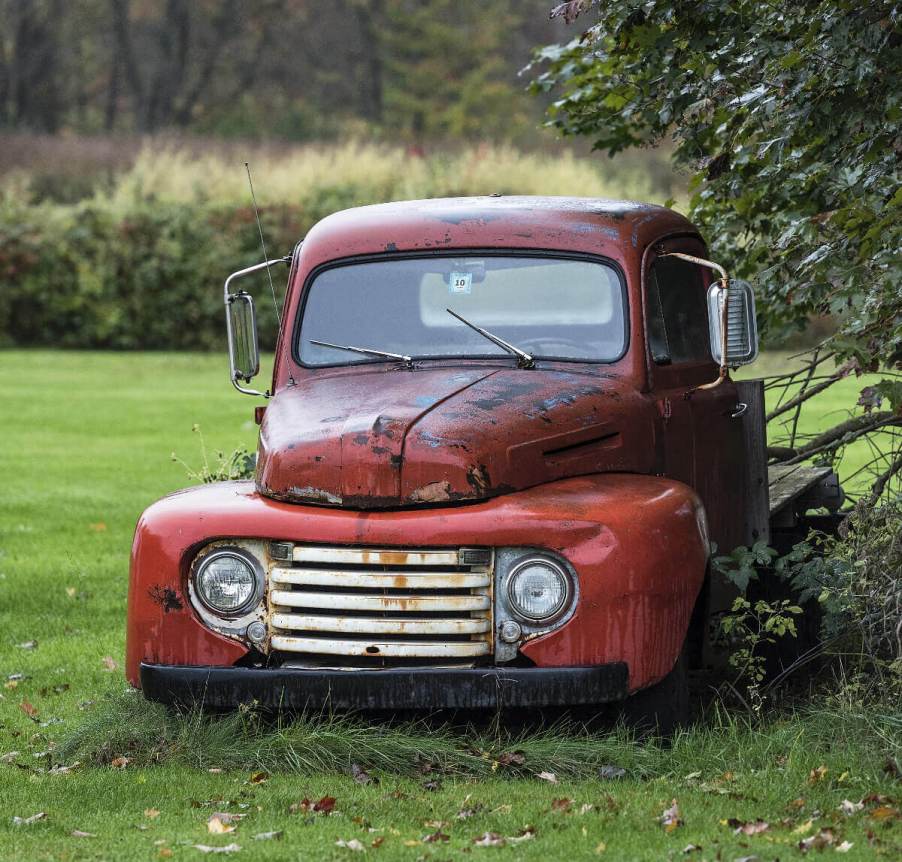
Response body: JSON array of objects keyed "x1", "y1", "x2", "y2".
[{"x1": 245, "y1": 162, "x2": 282, "y2": 329}]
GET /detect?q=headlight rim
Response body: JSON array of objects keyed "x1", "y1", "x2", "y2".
[
  {"x1": 505, "y1": 555, "x2": 572, "y2": 624},
  {"x1": 193, "y1": 547, "x2": 263, "y2": 618}
]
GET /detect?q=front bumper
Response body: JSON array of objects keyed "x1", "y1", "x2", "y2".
[{"x1": 140, "y1": 662, "x2": 628, "y2": 710}]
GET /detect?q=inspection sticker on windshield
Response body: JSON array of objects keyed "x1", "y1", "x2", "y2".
[{"x1": 449, "y1": 272, "x2": 472, "y2": 295}]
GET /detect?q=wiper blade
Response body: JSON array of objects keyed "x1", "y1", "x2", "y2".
[
  {"x1": 446, "y1": 309, "x2": 534, "y2": 369},
  {"x1": 310, "y1": 339, "x2": 413, "y2": 368}
]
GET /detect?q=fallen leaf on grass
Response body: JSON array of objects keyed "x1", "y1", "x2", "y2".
[
  {"x1": 49, "y1": 761, "x2": 79, "y2": 775},
  {"x1": 507, "y1": 827, "x2": 536, "y2": 844},
  {"x1": 336, "y1": 838, "x2": 366, "y2": 852},
  {"x1": 71, "y1": 830, "x2": 95, "y2": 838},
  {"x1": 102, "y1": 656, "x2": 118, "y2": 671},
  {"x1": 247, "y1": 771, "x2": 268, "y2": 784},
  {"x1": 352, "y1": 763, "x2": 378, "y2": 785},
  {"x1": 799, "y1": 828, "x2": 836, "y2": 852},
  {"x1": 808, "y1": 765, "x2": 828, "y2": 785},
  {"x1": 17, "y1": 640, "x2": 37, "y2": 650},
  {"x1": 839, "y1": 799, "x2": 864, "y2": 816},
  {"x1": 456, "y1": 805, "x2": 484, "y2": 820},
  {"x1": 884, "y1": 757, "x2": 901, "y2": 780},
  {"x1": 192, "y1": 844, "x2": 241, "y2": 854},
  {"x1": 314, "y1": 796, "x2": 336, "y2": 814},
  {"x1": 12, "y1": 812, "x2": 46, "y2": 826},
  {"x1": 551, "y1": 797, "x2": 573, "y2": 813},
  {"x1": 594, "y1": 841, "x2": 606, "y2": 854},
  {"x1": 66, "y1": 587, "x2": 77, "y2": 598},
  {"x1": 423, "y1": 831, "x2": 450, "y2": 843},
  {"x1": 159, "y1": 850, "x2": 173, "y2": 859},
  {"x1": 19, "y1": 700, "x2": 38, "y2": 720},
  {"x1": 207, "y1": 815, "x2": 236, "y2": 834},
  {"x1": 836, "y1": 841, "x2": 854, "y2": 852},
  {"x1": 89, "y1": 522, "x2": 107, "y2": 532},
  {"x1": 144, "y1": 808, "x2": 161, "y2": 819},
  {"x1": 598, "y1": 765, "x2": 626, "y2": 780},
  {"x1": 493, "y1": 751, "x2": 525, "y2": 770},
  {"x1": 1, "y1": 751, "x2": 20, "y2": 763},
  {"x1": 422, "y1": 779, "x2": 441, "y2": 792},
  {"x1": 253, "y1": 831, "x2": 283, "y2": 841},
  {"x1": 473, "y1": 831, "x2": 506, "y2": 847},
  {"x1": 579, "y1": 803, "x2": 594, "y2": 815},
  {"x1": 682, "y1": 844, "x2": 702, "y2": 854},
  {"x1": 536, "y1": 771, "x2": 558, "y2": 783},
  {"x1": 727, "y1": 819, "x2": 769, "y2": 835},
  {"x1": 371, "y1": 837, "x2": 384, "y2": 848},
  {"x1": 659, "y1": 799, "x2": 683, "y2": 832},
  {"x1": 110, "y1": 756, "x2": 130, "y2": 769},
  {"x1": 869, "y1": 805, "x2": 899, "y2": 821}
]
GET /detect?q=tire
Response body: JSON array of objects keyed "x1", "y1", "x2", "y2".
[{"x1": 618, "y1": 644, "x2": 690, "y2": 737}]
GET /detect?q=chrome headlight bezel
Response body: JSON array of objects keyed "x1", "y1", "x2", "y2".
[
  {"x1": 192, "y1": 546, "x2": 264, "y2": 618},
  {"x1": 505, "y1": 555, "x2": 573, "y2": 624}
]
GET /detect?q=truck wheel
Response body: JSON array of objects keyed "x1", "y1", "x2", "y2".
[{"x1": 618, "y1": 644, "x2": 690, "y2": 737}]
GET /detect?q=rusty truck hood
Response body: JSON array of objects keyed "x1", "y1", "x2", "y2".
[{"x1": 256, "y1": 365, "x2": 656, "y2": 508}]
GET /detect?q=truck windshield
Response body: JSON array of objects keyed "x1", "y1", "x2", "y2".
[{"x1": 298, "y1": 255, "x2": 626, "y2": 366}]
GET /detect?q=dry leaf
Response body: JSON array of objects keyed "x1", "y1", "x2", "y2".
[
  {"x1": 352, "y1": 763, "x2": 378, "y2": 785},
  {"x1": 682, "y1": 844, "x2": 702, "y2": 854},
  {"x1": 71, "y1": 830, "x2": 95, "y2": 838},
  {"x1": 19, "y1": 700, "x2": 38, "y2": 720},
  {"x1": 598, "y1": 765, "x2": 626, "y2": 780},
  {"x1": 551, "y1": 797, "x2": 573, "y2": 813},
  {"x1": 456, "y1": 805, "x2": 484, "y2": 820},
  {"x1": 371, "y1": 837, "x2": 384, "y2": 848},
  {"x1": 253, "y1": 831, "x2": 283, "y2": 841},
  {"x1": 659, "y1": 799, "x2": 683, "y2": 832},
  {"x1": 313, "y1": 796, "x2": 336, "y2": 814},
  {"x1": 12, "y1": 812, "x2": 46, "y2": 826},
  {"x1": 808, "y1": 765, "x2": 828, "y2": 785},
  {"x1": 144, "y1": 808, "x2": 161, "y2": 819},
  {"x1": 248, "y1": 771, "x2": 268, "y2": 784},
  {"x1": 192, "y1": 844, "x2": 241, "y2": 854},
  {"x1": 728, "y1": 819, "x2": 769, "y2": 835},
  {"x1": 799, "y1": 828, "x2": 836, "y2": 852},
  {"x1": 102, "y1": 656, "x2": 118, "y2": 671},
  {"x1": 494, "y1": 751, "x2": 525, "y2": 769},
  {"x1": 869, "y1": 805, "x2": 899, "y2": 821},
  {"x1": 1, "y1": 751, "x2": 20, "y2": 764},
  {"x1": 110, "y1": 756, "x2": 130, "y2": 769},
  {"x1": 17, "y1": 640, "x2": 37, "y2": 650},
  {"x1": 423, "y1": 831, "x2": 450, "y2": 843},
  {"x1": 208, "y1": 768, "x2": 223, "y2": 774},
  {"x1": 159, "y1": 850, "x2": 173, "y2": 859},
  {"x1": 207, "y1": 816, "x2": 236, "y2": 835},
  {"x1": 595, "y1": 842, "x2": 606, "y2": 854},
  {"x1": 472, "y1": 831, "x2": 506, "y2": 847},
  {"x1": 507, "y1": 827, "x2": 535, "y2": 844},
  {"x1": 536, "y1": 771, "x2": 558, "y2": 783},
  {"x1": 89, "y1": 522, "x2": 107, "y2": 532},
  {"x1": 836, "y1": 841, "x2": 854, "y2": 853},
  {"x1": 839, "y1": 799, "x2": 864, "y2": 816},
  {"x1": 336, "y1": 838, "x2": 365, "y2": 852},
  {"x1": 49, "y1": 762, "x2": 79, "y2": 775},
  {"x1": 66, "y1": 587, "x2": 77, "y2": 598},
  {"x1": 579, "y1": 803, "x2": 594, "y2": 815}
]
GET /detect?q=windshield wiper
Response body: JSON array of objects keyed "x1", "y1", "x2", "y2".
[
  {"x1": 446, "y1": 309, "x2": 534, "y2": 369},
  {"x1": 310, "y1": 339, "x2": 414, "y2": 369}
]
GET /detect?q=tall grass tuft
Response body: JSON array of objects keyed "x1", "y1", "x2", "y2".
[{"x1": 58, "y1": 689, "x2": 899, "y2": 783}]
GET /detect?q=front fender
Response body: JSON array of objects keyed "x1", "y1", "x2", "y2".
[{"x1": 125, "y1": 475, "x2": 708, "y2": 693}]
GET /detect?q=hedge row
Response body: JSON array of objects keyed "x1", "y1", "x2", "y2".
[{"x1": 0, "y1": 199, "x2": 315, "y2": 351}]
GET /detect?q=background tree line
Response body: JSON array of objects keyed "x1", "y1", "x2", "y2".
[{"x1": 0, "y1": 0, "x2": 563, "y2": 145}]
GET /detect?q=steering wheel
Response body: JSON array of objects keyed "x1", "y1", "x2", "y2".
[{"x1": 516, "y1": 336, "x2": 592, "y2": 358}]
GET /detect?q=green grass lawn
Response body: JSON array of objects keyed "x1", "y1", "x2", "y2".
[{"x1": 1, "y1": 350, "x2": 899, "y2": 861}]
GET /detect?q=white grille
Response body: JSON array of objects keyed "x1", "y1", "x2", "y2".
[{"x1": 268, "y1": 546, "x2": 493, "y2": 664}]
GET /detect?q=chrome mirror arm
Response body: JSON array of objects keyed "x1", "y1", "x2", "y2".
[{"x1": 224, "y1": 257, "x2": 290, "y2": 398}]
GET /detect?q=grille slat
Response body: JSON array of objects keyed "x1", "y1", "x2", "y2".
[{"x1": 268, "y1": 545, "x2": 494, "y2": 665}]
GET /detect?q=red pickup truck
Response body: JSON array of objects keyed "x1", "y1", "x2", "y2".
[{"x1": 126, "y1": 196, "x2": 839, "y2": 726}]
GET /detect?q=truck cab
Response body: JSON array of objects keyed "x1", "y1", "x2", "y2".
[{"x1": 126, "y1": 196, "x2": 766, "y2": 721}]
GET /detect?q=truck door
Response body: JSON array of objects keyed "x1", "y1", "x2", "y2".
[{"x1": 643, "y1": 239, "x2": 747, "y2": 553}]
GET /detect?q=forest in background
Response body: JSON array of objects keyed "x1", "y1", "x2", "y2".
[{"x1": 0, "y1": 0, "x2": 569, "y2": 145}]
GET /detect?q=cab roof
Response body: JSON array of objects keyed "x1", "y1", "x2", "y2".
[{"x1": 297, "y1": 196, "x2": 699, "y2": 269}]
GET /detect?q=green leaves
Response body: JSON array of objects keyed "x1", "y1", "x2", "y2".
[{"x1": 531, "y1": 0, "x2": 902, "y2": 371}]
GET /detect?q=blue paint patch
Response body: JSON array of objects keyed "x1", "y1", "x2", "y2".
[{"x1": 414, "y1": 395, "x2": 440, "y2": 408}]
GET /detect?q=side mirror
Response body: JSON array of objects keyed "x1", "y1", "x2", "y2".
[
  {"x1": 708, "y1": 279, "x2": 758, "y2": 367},
  {"x1": 227, "y1": 292, "x2": 260, "y2": 384}
]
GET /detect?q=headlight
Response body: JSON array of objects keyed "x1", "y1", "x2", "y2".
[
  {"x1": 194, "y1": 549, "x2": 260, "y2": 615},
  {"x1": 506, "y1": 557, "x2": 571, "y2": 622}
]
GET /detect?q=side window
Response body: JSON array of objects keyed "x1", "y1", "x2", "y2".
[{"x1": 647, "y1": 256, "x2": 711, "y2": 365}]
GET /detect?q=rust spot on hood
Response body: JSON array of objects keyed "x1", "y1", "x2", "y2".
[{"x1": 410, "y1": 480, "x2": 452, "y2": 503}]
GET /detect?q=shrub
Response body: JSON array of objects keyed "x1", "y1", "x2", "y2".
[{"x1": 1, "y1": 141, "x2": 670, "y2": 350}]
